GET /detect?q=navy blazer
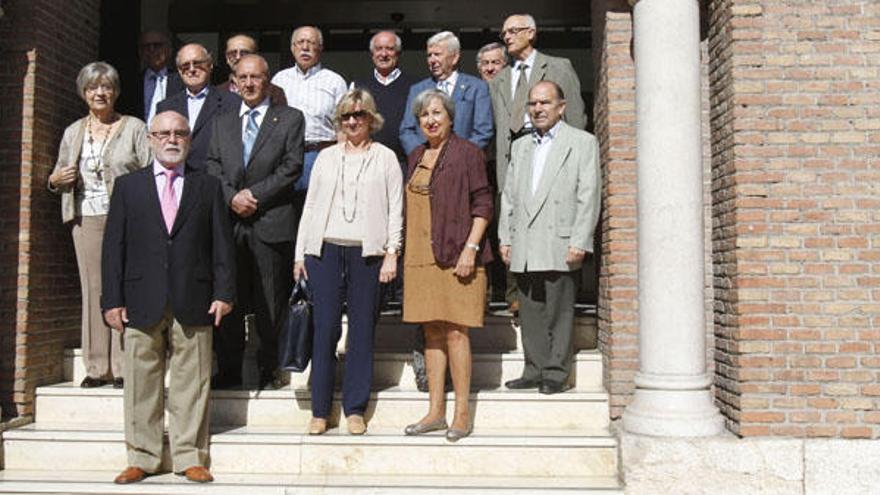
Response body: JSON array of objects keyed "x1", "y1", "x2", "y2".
[
  {"x1": 156, "y1": 86, "x2": 241, "y2": 171},
  {"x1": 398, "y1": 72, "x2": 494, "y2": 156},
  {"x1": 101, "y1": 167, "x2": 236, "y2": 329}
]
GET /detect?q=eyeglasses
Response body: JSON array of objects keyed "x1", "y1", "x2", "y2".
[
  {"x1": 341, "y1": 110, "x2": 369, "y2": 120},
  {"x1": 225, "y1": 48, "x2": 253, "y2": 59},
  {"x1": 149, "y1": 129, "x2": 191, "y2": 141},
  {"x1": 84, "y1": 83, "x2": 115, "y2": 94},
  {"x1": 293, "y1": 39, "x2": 320, "y2": 48},
  {"x1": 177, "y1": 59, "x2": 211, "y2": 72},
  {"x1": 140, "y1": 41, "x2": 168, "y2": 50},
  {"x1": 500, "y1": 26, "x2": 532, "y2": 38}
]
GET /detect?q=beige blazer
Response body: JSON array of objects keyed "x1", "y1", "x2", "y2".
[
  {"x1": 49, "y1": 115, "x2": 151, "y2": 223},
  {"x1": 498, "y1": 121, "x2": 600, "y2": 273},
  {"x1": 489, "y1": 51, "x2": 588, "y2": 191},
  {"x1": 295, "y1": 142, "x2": 403, "y2": 261}
]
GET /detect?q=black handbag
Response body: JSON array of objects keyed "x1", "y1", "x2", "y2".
[{"x1": 278, "y1": 278, "x2": 314, "y2": 372}]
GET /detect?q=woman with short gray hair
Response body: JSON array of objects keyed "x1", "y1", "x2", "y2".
[
  {"x1": 49, "y1": 61, "x2": 151, "y2": 388},
  {"x1": 402, "y1": 88, "x2": 493, "y2": 442}
]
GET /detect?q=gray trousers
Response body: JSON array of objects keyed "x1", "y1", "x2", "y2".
[
  {"x1": 124, "y1": 307, "x2": 212, "y2": 473},
  {"x1": 515, "y1": 270, "x2": 577, "y2": 384}
]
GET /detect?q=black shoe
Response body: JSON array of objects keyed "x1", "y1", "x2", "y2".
[
  {"x1": 505, "y1": 377, "x2": 541, "y2": 390},
  {"x1": 258, "y1": 370, "x2": 279, "y2": 390},
  {"x1": 539, "y1": 380, "x2": 570, "y2": 395},
  {"x1": 80, "y1": 376, "x2": 107, "y2": 388},
  {"x1": 211, "y1": 374, "x2": 242, "y2": 390},
  {"x1": 113, "y1": 377, "x2": 124, "y2": 389}
]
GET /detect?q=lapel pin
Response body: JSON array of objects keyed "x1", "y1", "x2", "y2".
[{"x1": 273, "y1": 117, "x2": 279, "y2": 123}]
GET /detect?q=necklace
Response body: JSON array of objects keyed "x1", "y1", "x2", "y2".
[
  {"x1": 340, "y1": 149, "x2": 369, "y2": 223},
  {"x1": 85, "y1": 116, "x2": 116, "y2": 182}
]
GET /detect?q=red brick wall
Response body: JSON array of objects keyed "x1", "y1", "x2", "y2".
[
  {"x1": 0, "y1": 0, "x2": 100, "y2": 418},
  {"x1": 710, "y1": 0, "x2": 880, "y2": 437},
  {"x1": 591, "y1": 0, "x2": 638, "y2": 419}
]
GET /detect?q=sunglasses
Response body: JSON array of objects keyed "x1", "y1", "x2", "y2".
[{"x1": 341, "y1": 110, "x2": 369, "y2": 120}]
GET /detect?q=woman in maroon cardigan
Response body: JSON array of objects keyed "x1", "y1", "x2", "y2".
[{"x1": 402, "y1": 89, "x2": 493, "y2": 441}]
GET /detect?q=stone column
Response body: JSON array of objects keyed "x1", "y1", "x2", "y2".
[{"x1": 622, "y1": 0, "x2": 723, "y2": 436}]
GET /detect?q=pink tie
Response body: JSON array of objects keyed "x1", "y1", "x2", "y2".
[{"x1": 161, "y1": 169, "x2": 178, "y2": 233}]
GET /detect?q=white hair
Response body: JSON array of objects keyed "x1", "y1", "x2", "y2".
[
  {"x1": 291, "y1": 26, "x2": 324, "y2": 47},
  {"x1": 369, "y1": 31, "x2": 402, "y2": 53},
  {"x1": 427, "y1": 31, "x2": 460, "y2": 55}
]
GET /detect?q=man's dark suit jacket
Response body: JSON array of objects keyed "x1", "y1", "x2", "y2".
[
  {"x1": 156, "y1": 86, "x2": 241, "y2": 171},
  {"x1": 206, "y1": 103, "x2": 305, "y2": 243},
  {"x1": 137, "y1": 69, "x2": 184, "y2": 121},
  {"x1": 101, "y1": 167, "x2": 236, "y2": 329}
]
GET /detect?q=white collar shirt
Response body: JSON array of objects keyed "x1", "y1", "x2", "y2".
[
  {"x1": 271, "y1": 63, "x2": 348, "y2": 143},
  {"x1": 530, "y1": 120, "x2": 561, "y2": 195},
  {"x1": 239, "y1": 97, "x2": 271, "y2": 137},
  {"x1": 144, "y1": 67, "x2": 169, "y2": 125},
  {"x1": 436, "y1": 70, "x2": 459, "y2": 96},
  {"x1": 185, "y1": 86, "x2": 210, "y2": 130},
  {"x1": 374, "y1": 67, "x2": 402, "y2": 86}
]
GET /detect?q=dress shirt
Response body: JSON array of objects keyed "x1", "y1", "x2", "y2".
[
  {"x1": 144, "y1": 68, "x2": 169, "y2": 124},
  {"x1": 436, "y1": 70, "x2": 459, "y2": 96},
  {"x1": 531, "y1": 121, "x2": 561, "y2": 195},
  {"x1": 239, "y1": 98, "x2": 270, "y2": 137},
  {"x1": 271, "y1": 63, "x2": 347, "y2": 143},
  {"x1": 185, "y1": 86, "x2": 209, "y2": 130},
  {"x1": 153, "y1": 160, "x2": 185, "y2": 207},
  {"x1": 511, "y1": 50, "x2": 538, "y2": 129},
  {"x1": 374, "y1": 68, "x2": 401, "y2": 86}
]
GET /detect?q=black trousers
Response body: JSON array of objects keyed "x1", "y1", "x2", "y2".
[
  {"x1": 215, "y1": 223, "x2": 293, "y2": 381},
  {"x1": 515, "y1": 270, "x2": 578, "y2": 384}
]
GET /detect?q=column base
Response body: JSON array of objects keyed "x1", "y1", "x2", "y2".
[{"x1": 623, "y1": 388, "x2": 724, "y2": 437}]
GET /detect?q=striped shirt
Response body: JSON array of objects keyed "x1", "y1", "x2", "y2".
[{"x1": 271, "y1": 63, "x2": 347, "y2": 143}]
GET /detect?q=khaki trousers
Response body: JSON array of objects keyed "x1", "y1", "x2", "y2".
[
  {"x1": 123, "y1": 307, "x2": 212, "y2": 473},
  {"x1": 71, "y1": 215, "x2": 123, "y2": 379}
]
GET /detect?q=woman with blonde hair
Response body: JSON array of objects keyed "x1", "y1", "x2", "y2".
[{"x1": 294, "y1": 89, "x2": 403, "y2": 435}]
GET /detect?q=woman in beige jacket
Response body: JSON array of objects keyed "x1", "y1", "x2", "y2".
[
  {"x1": 294, "y1": 89, "x2": 403, "y2": 435},
  {"x1": 48, "y1": 62, "x2": 151, "y2": 388}
]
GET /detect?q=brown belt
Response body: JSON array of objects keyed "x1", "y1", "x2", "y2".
[{"x1": 304, "y1": 140, "x2": 336, "y2": 152}]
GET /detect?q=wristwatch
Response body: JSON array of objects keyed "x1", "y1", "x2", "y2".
[
  {"x1": 385, "y1": 247, "x2": 398, "y2": 255},
  {"x1": 465, "y1": 242, "x2": 480, "y2": 252}
]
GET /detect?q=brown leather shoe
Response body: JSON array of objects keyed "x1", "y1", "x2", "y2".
[
  {"x1": 114, "y1": 466, "x2": 147, "y2": 484},
  {"x1": 308, "y1": 417, "x2": 328, "y2": 435},
  {"x1": 183, "y1": 465, "x2": 213, "y2": 483},
  {"x1": 347, "y1": 415, "x2": 367, "y2": 435}
]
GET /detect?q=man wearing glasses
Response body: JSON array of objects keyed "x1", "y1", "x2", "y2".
[
  {"x1": 490, "y1": 14, "x2": 587, "y2": 192},
  {"x1": 218, "y1": 34, "x2": 287, "y2": 106},
  {"x1": 206, "y1": 54, "x2": 304, "y2": 390},
  {"x1": 271, "y1": 26, "x2": 347, "y2": 194},
  {"x1": 157, "y1": 44, "x2": 240, "y2": 171},
  {"x1": 489, "y1": 14, "x2": 588, "y2": 316},
  {"x1": 103, "y1": 111, "x2": 235, "y2": 484}
]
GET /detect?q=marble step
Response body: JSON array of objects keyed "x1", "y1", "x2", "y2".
[
  {"x1": 65, "y1": 349, "x2": 604, "y2": 392},
  {"x1": 63, "y1": 314, "x2": 598, "y2": 387},
  {"x1": 0, "y1": 470, "x2": 623, "y2": 494},
  {"x1": 35, "y1": 384, "x2": 610, "y2": 430},
  {"x1": 3, "y1": 424, "x2": 619, "y2": 478}
]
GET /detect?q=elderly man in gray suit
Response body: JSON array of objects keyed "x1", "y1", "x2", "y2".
[
  {"x1": 490, "y1": 14, "x2": 588, "y2": 191},
  {"x1": 498, "y1": 81, "x2": 600, "y2": 395}
]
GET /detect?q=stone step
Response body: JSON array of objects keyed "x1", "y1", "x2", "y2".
[
  {"x1": 65, "y1": 349, "x2": 604, "y2": 392},
  {"x1": 0, "y1": 470, "x2": 623, "y2": 493},
  {"x1": 63, "y1": 314, "x2": 598, "y2": 387},
  {"x1": 3, "y1": 424, "x2": 619, "y2": 478},
  {"x1": 34, "y1": 383, "x2": 610, "y2": 430}
]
